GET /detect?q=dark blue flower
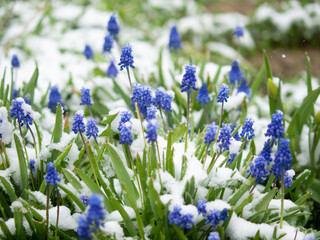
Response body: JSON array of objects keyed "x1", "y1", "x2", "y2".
[
  {"x1": 231, "y1": 124, "x2": 241, "y2": 141},
  {"x1": 265, "y1": 110, "x2": 284, "y2": 139},
  {"x1": 131, "y1": 83, "x2": 152, "y2": 118},
  {"x1": 10, "y1": 98, "x2": 24, "y2": 122},
  {"x1": 229, "y1": 61, "x2": 243, "y2": 85},
  {"x1": 86, "y1": 119, "x2": 99, "y2": 139},
  {"x1": 103, "y1": 34, "x2": 113, "y2": 53},
  {"x1": 107, "y1": 61, "x2": 118, "y2": 78},
  {"x1": 119, "y1": 44, "x2": 135, "y2": 71},
  {"x1": 146, "y1": 119, "x2": 159, "y2": 143},
  {"x1": 217, "y1": 84, "x2": 229, "y2": 103},
  {"x1": 204, "y1": 122, "x2": 218, "y2": 145},
  {"x1": 206, "y1": 209, "x2": 220, "y2": 227},
  {"x1": 147, "y1": 105, "x2": 157, "y2": 121},
  {"x1": 228, "y1": 153, "x2": 237, "y2": 165},
  {"x1": 11, "y1": 54, "x2": 20, "y2": 68},
  {"x1": 237, "y1": 77, "x2": 251, "y2": 98},
  {"x1": 72, "y1": 111, "x2": 85, "y2": 134},
  {"x1": 79, "y1": 195, "x2": 89, "y2": 207},
  {"x1": 240, "y1": 117, "x2": 255, "y2": 140},
  {"x1": 208, "y1": 232, "x2": 220, "y2": 240},
  {"x1": 217, "y1": 123, "x2": 232, "y2": 152},
  {"x1": 84, "y1": 44, "x2": 94, "y2": 60},
  {"x1": 107, "y1": 14, "x2": 120, "y2": 36},
  {"x1": 179, "y1": 214, "x2": 194, "y2": 230},
  {"x1": 120, "y1": 111, "x2": 132, "y2": 125},
  {"x1": 219, "y1": 208, "x2": 228, "y2": 221},
  {"x1": 169, "y1": 25, "x2": 182, "y2": 52},
  {"x1": 271, "y1": 138, "x2": 292, "y2": 179},
  {"x1": 197, "y1": 83, "x2": 210, "y2": 105},
  {"x1": 248, "y1": 156, "x2": 269, "y2": 184},
  {"x1": 48, "y1": 86, "x2": 64, "y2": 112},
  {"x1": 30, "y1": 159, "x2": 36, "y2": 172},
  {"x1": 119, "y1": 122, "x2": 133, "y2": 145},
  {"x1": 153, "y1": 87, "x2": 173, "y2": 112},
  {"x1": 197, "y1": 200, "x2": 207, "y2": 216},
  {"x1": 261, "y1": 139, "x2": 272, "y2": 164},
  {"x1": 168, "y1": 205, "x2": 182, "y2": 225},
  {"x1": 283, "y1": 170, "x2": 294, "y2": 188},
  {"x1": 24, "y1": 96, "x2": 30, "y2": 104},
  {"x1": 87, "y1": 194, "x2": 105, "y2": 228},
  {"x1": 45, "y1": 162, "x2": 61, "y2": 187},
  {"x1": 77, "y1": 215, "x2": 92, "y2": 240},
  {"x1": 80, "y1": 87, "x2": 92, "y2": 106},
  {"x1": 180, "y1": 65, "x2": 198, "y2": 94},
  {"x1": 234, "y1": 25, "x2": 244, "y2": 37}
]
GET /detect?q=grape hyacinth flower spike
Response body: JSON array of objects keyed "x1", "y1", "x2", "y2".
[
  {"x1": 48, "y1": 86, "x2": 64, "y2": 112},
  {"x1": 208, "y1": 232, "x2": 220, "y2": 240},
  {"x1": 240, "y1": 117, "x2": 255, "y2": 141},
  {"x1": 107, "y1": 14, "x2": 120, "y2": 37},
  {"x1": 203, "y1": 122, "x2": 218, "y2": 166},
  {"x1": 216, "y1": 83, "x2": 229, "y2": 138},
  {"x1": 84, "y1": 44, "x2": 94, "y2": 60},
  {"x1": 169, "y1": 25, "x2": 182, "y2": 53},
  {"x1": 197, "y1": 82, "x2": 211, "y2": 123},
  {"x1": 248, "y1": 156, "x2": 269, "y2": 191},
  {"x1": 77, "y1": 215, "x2": 92, "y2": 240},
  {"x1": 180, "y1": 65, "x2": 197, "y2": 152},
  {"x1": 229, "y1": 61, "x2": 243, "y2": 85},
  {"x1": 11, "y1": 54, "x2": 20, "y2": 68},
  {"x1": 168, "y1": 205, "x2": 194, "y2": 230},
  {"x1": 86, "y1": 194, "x2": 106, "y2": 228},
  {"x1": 103, "y1": 34, "x2": 113, "y2": 53},
  {"x1": 265, "y1": 109, "x2": 284, "y2": 143},
  {"x1": 107, "y1": 60, "x2": 118, "y2": 78},
  {"x1": 86, "y1": 119, "x2": 99, "y2": 144},
  {"x1": 234, "y1": 25, "x2": 244, "y2": 38},
  {"x1": 153, "y1": 87, "x2": 173, "y2": 132},
  {"x1": 80, "y1": 87, "x2": 94, "y2": 118}
]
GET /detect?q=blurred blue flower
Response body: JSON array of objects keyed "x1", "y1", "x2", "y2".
[
  {"x1": 234, "y1": 25, "x2": 244, "y2": 37},
  {"x1": 119, "y1": 122, "x2": 133, "y2": 145},
  {"x1": 283, "y1": 170, "x2": 294, "y2": 188},
  {"x1": 197, "y1": 83, "x2": 210, "y2": 105},
  {"x1": 180, "y1": 65, "x2": 197, "y2": 94},
  {"x1": 169, "y1": 25, "x2": 182, "y2": 52},
  {"x1": 261, "y1": 139, "x2": 272, "y2": 164},
  {"x1": 77, "y1": 215, "x2": 92, "y2": 240},
  {"x1": 271, "y1": 138, "x2": 292, "y2": 179},
  {"x1": 107, "y1": 14, "x2": 120, "y2": 36},
  {"x1": 11, "y1": 54, "x2": 20, "y2": 68},
  {"x1": 153, "y1": 87, "x2": 173, "y2": 112},
  {"x1": 197, "y1": 200, "x2": 207, "y2": 216},
  {"x1": 217, "y1": 84, "x2": 229, "y2": 103},
  {"x1": 218, "y1": 123, "x2": 232, "y2": 151},
  {"x1": 84, "y1": 44, "x2": 94, "y2": 60},
  {"x1": 240, "y1": 117, "x2": 255, "y2": 140},
  {"x1": 229, "y1": 61, "x2": 243, "y2": 85},
  {"x1": 103, "y1": 34, "x2": 113, "y2": 53},
  {"x1": 204, "y1": 122, "x2": 218, "y2": 145},
  {"x1": 208, "y1": 232, "x2": 220, "y2": 240},
  {"x1": 107, "y1": 61, "x2": 118, "y2": 78},
  {"x1": 146, "y1": 119, "x2": 159, "y2": 143},
  {"x1": 80, "y1": 87, "x2": 92, "y2": 106},
  {"x1": 147, "y1": 105, "x2": 157, "y2": 121},
  {"x1": 248, "y1": 156, "x2": 269, "y2": 184},
  {"x1": 30, "y1": 159, "x2": 36, "y2": 172},
  {"x1": 87, "y1": 194, "x2": 105, "y2": 228},
  {"x1": 48, "y1": 86, "x2": 64, "y2": 112}
]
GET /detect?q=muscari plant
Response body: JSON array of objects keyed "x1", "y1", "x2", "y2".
[{"x1": 0, "y1": 11, "x2": 319, "y2": 240}]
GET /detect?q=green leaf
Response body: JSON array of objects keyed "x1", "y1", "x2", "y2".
[
  {"x1": 172, "y1": 86, "x2": 187, "y2": 111},
  {"x1": 235, "y1": 193, "x2": 253, "y2": 214},
  {"x1": 171, "y1": 124, "x2": 186, "y2": 143},
  {"x1": 251, "y1": 65, "x2": 265, "y2": 95},
  {"x1": 0, "y1": 177, "x2": 17, "y2": 202},
  {"x1": 289, "y1": 169, "x2": 311, "y2": 190},
  {"x1": 0, "y1": 218, "x2": 13, "y2": 240},
  {"x1": 99, "y1": 125, "x2": 113, "y2": 137},
  {"x1": 263, "y1": 50, "x2": 272, "y2": 79},
  {"x1": 23, "y1": 64, "x2": 38, "y2": 105},
  {"x1": 58, "y1": 183, "x2": 86, "y2": 212},
  {"x1": 305, "y1": 52, "x2": 312, "y2": 95},
  {"x1": 0, "y1": 68, "x2": 6, "y2": 101},
  {"x1": 14, "y1": 134, "x2": 28, "y2": 200},
  {"x1": 54, "y1": 141, "x2": 73, "y2": 168},
  {"x1": 295, "y1": 192, "x2": 311, "y2": 206},
  {"x1": 157, "y1": 46, "x2": 166, "y2": 88},
  {"x1": 106, "y1": 144, "x2": 138, "y2": 202},
  {"x1": 13, "y1": 206, "x2": 24, "y2": 239},
  {"x1": 112, "y1": 78, "x2": 131, "y2": 107},
  {"x1": 310, "y1": 178, "x2": 320, "y2": 203},
  {"x1": 100, "y1": 112, "x2": 118, "y2": 125},
  {"x1": 51, "y1": 103, "x2": 63, "y2": 161},
  {"x1": 62, "y1": 169, "x2": 82, "y2": 192},
  {"x1": 255, "y1": 188, "x2": 277, "y2": 212},
  {"x1": 228, "y1": 178, "x2": 255, "y2": 206}
]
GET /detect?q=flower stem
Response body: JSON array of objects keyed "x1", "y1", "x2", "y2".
[
  {"x1": 79, "y1": 131, "x2": 100, "y2": 187},
  {"x1": 87, "y1": 105, "x2": 94, "y2": 119},
  {"x1": 46, "y1": 185, "x2": 50, "y2": 240},
  {"x1": 203, "y1": 104, "x2": 209, "y2": 124},
  {"x1": 280, "y1": 172, "x2": 285, "y2": 229},
  {"x1": 152, "y1": 142, "x2": 162, "y2": 188},
  {"x1": 184, "y1": 93, "x2": 190, "y2": 153},
  {"x1": 28, "y1": 126, "x2": 38, "y2": 158},
  {"x1": 55, "y1": 189, "x2": 60, "y2": 238},
  {"x1": 216, "y1": 102, "x2": 224, "y2": 142}
]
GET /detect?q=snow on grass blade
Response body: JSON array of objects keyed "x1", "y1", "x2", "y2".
[
  {"x1": 23, "y1": 65, "x2": 38, "y2": 105},
  {"x1": 58, "y1": 183, "x2": 86, "y2": 212},
  {"x1": 0, "y1": 176, "x2": 17, "y2": 202},
  {"x1": 62, "y1": 168, "x2": 82, "y2": 192}
]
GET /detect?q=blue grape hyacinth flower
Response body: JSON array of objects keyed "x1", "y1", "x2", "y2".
[
  {"x1": 271, "y1": 138, "x2": 292, "y2": 179},
  {"x1": 107, "y1": 61, "x2": 118, "y2": 78},
  {"x1": 86, "y1": 119, "x2": 99, "y2": 139},
  {"x1": 180, "y1": 65, "x2": 198, "y2": 94},
  {"x1": 234, "y1": 25, "x2": 244, "y2": 38},
  {"x1": 283, "y1": 170, "x2": 295, "y2": 188},
  {"x1": 169, "y1": 25, "x2": 182, "y2": 52},
  {"x1": 217, "y1": 84, "x2": 229, "y2": 103},
  {"x1": 153, "y1": 87, "x2": 173, "y2": 112},
  {"x1": 79, "y1": 195, "x2": 89, "y2": 207},
  {"x1": 107, "y1": 14, "x2": 120, "y2": 36},
  {"x1": 206, "y1": 209, "x2": 221, "y2": 228},
  {"x1": 147, "y1": 105, "x2": 157, "y2": 121},
  {"x1": 119, "y1": 122, "x2": 133, "y2": 145},
  {"x1": 84, "y1": 44, "x2": 94, "y2": 60},
  {"x1": 30, "y1": 159, "x2": 36, "y2": 172},
  {"x1": 248, "y1": 156, "x2": 269, "y2": 184},
  {"x1": 80, "y1": 87, "x2": 92, "y2": 106},
  {"x1": 119, "y1": 111, "x2": 132, "y2": 125},
  {"x1": 197, "y1": 83, "x2": 210, "y2": 105},
  {"x1": 261, "y1": 139, "x2": 272, "y2": 164},
  {"x1": 197, "y1": 200, "x2": 207, "y2": 216},
  {"x1": 237, "y1": 77, "x2": 251, "y2": 98},
  {"x1": 168, "y1": 205, "x2": 182, "y2": 225},
  {"x1": 48, "y1": 86, "x2": 64, "y2": 112},
  {"x1": 11, "y1": 54, "x2": 20, "y2": 68},
  {"x1": 10, "y1": 98, "x2": 25, "y2": 123},
  {"x1": 179, "y1": 214, "x2": 194, "y2": 230},
  {"x1": 240, "y1": 117, "x2": 255, "y2": 140},
  {"x1": 146, "y1": 118, "x2": 159, "y2": 143},
  {"x1": 229, "y1": 61, "x2": 243, "y2": 85},
  {"x1": 217, "y1": 123, "x2": 232, "y2": 152},
  {"x1": 77, "y1": 215, "x2": 92, "y2": 240},
  {"x1": 265, "y1": 110, "x2": 284, "y2": 139},
  {"x1": 72, "y1": 110, "x2": 86, "y2": 134},
  {"x1": 45, "y1": 162, "x2": 61, "y2": 187},
  {"x1": 119, "y1": 44, "x2": 135, "y2": 71},
  {"x1": 204, "y1": 122, "x2": 218, "y2": 145},
  {"x1": 87, "y1": 194, "x2": 106, "y2": 228},
  {"x1": 103, "y1": 34, "x2": 113, "y2": 53},
  {"x1": 131, "y1": 83, "x2": 152, "y2": 118},
  {"x1": 208, "y1": 232, "x2": 220, "y2": 240}
]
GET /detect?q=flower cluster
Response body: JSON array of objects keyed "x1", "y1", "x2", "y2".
[
  {"x1": 107, "y1": 14, "x2": 119, "y2": 36},
  {"x1": 234, "y1": 25, "x2": 244, "y2": 38},
  {"x1": 240, "y1": 117, "x2": 255, "y2": 140},
  {"x1": 30, "y1": 159, "x2": 36, "y2": 172},
  {"x1": 86, "y1": 119, "x2": 99, "y2": 139},
  {"x1": 10, "y1": 98, "x2": 34, "y2": 128},
  {"x1": 153, "y1": 87, "x2": 173, "y2": 112},
  {"x1": 180, "y1": 65, "x2": 198, "y2": 93},
  {"x1": 248, "y1": 156, "x2": 269, "y2": 184},
  {"x1": 197, "y1": 200, "x2": 207, "y2": 216},
  {"x1": 11, "y1": 54, "x2": 20, "y2": 68},
  {"x1": 79, "y1": 195, "x2": 89, "y2": 207},
  {"x1": 72, "y1": 110, "x2": 86, "y2": 134},
  {"x1": 197, "y1": 83, "x2": 210, "y2": 105},
  {"x1": 265, "y1": 110, "x2": 284, "y2": 139},
  {"x1": 147, "y1": 105, "x2": 157, "y2": 121},
  {"x1": 45, "y1": 162, "x2": 61, "y2": 187},
  {"x1": 107, "y1": 61, "x2": 118, "y2": 78},
  {"x1": 271, "y1": 138, "x2": 292, "y2": 179},
  {"x1": 218, "y1": 123, "x2": 232, "y2": 151},
  {"x1": 131, "y1": 83, "x2": 152, "y2": 118},
  {"x1": 84, "y1": 44, "x2": 94, "y2": 60},
  {"x1": 80, "y1": 87, "x2": 92, "y2": 106},
  {"x1": 103, "y1": 34, "x2": 113, "y2": 53},
  {"x1": 204, "y1": 122, "x2": 218, "y2": 145},
  {"x1": 217, "y1": 84, "x2": 229, "y2": 103},
  {"x1": 283, "y1": 169, "x2": 295, "y2": 188},
  {"x1": 146, "y1": 118, "x2": 159, "y2": 143},
  {"x1": 168, "y1": 206, "x2": 194, "y2": 230},
  {"x1": 48, "y1": 86, "x2": 64, "y2": 112},
  {"x1": 208, "y1": 232, "x2": 220, "y2": 240},
  {"x1": 261, "y1": 139, "x2": 272, "y2": 164},
  {"x1": 118, "y1": 111, "x2": 133, "y2": 145},
  {"x1": 196, "y1": 201, "x2": 228, "y2": 228},
  {"x1": 119, "y1": 44, "x2": 135, "y2": 70},
  {"x1": 229, "y1": 61, "x2": 243, "y2": 85},
  {"x1": 169, "y1": 25, "x2": 182, "y2": 52},
  {"x1": 237, "y1": 77, "x2": 251, "y2": 98}
]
